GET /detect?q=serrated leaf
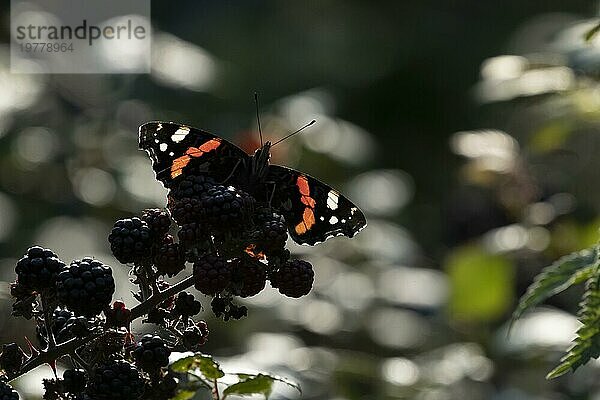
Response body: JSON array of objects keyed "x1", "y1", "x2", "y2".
[
  {"x1": 223, "y1": 374, "x2": 274, "y2": 399},
  {"x1": 511, "y1": 247, "x2": 598, "y2": 328},
  {"x1": 170, "y1": 353, "x2": 225, "y2": 379},
  {"x1": 585, "y1": 22, "x2": 600, "y2": 43},
  {"x1": 170, "y1": 390, "x2": 196, "y2": 400},
  {"x1": 547, "y1": 269, "x2": 600, "y2": 379}
]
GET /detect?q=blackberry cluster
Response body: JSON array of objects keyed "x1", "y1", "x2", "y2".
[
  {"x1": 173, "y1": 292, "x2": 201, "y2": 318},
  {"x1": 0, "y1": 381, "x2": 18, "y2": 400},
  {"x1": 270, "y1": 259, "x2": 314, "y2": 298},
  {"x1": 141, "y1": 208, "x2": 171, "y2": 237},
  {"x1": 62, "y1": 369, "x2": 86, "y2": 393},
  {"x1": 56, "y1": 258, "x2": 115, "y2": 317},
  {"x1": 193, "y1": 255, "x2": 233, "y2": 296},
  {"x1": 177, "y1": 222, "x2": 209, "y2": 250},
  {"x1": 199, "y1": 184, "x2": 255, "y2": 228},
  {"x1": 108, "y1": 217, "x2": 153, "y2": 264},
  {"x1": 88, "y1": 360, "x2": 144, "y2": 400},
  {"x1": 132, "y1": 335, "x2": 171, "y2": 372},
  {"x1": 15, "y1": 246, "x2": 65, "y2": 292},
  {"x1": 0, "y1": 344, "x2": 23, "y2": 374},
  {"x1": 182, "y1": 320, "x2": 209, "y2": 350},
  {"x1": 231, "y1": 258, "x2": 267, "y2": 298},
  {"x1": 153, "y1": 236, "x2": 185, "y2": 277}
]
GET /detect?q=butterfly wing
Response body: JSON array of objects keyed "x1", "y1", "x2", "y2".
[
  {"x1": 267, "y1": 165, "x2": 367, "y2": 245},
  {"x1": 138, "y1": 121, "x2": 250, "y2": 188}
]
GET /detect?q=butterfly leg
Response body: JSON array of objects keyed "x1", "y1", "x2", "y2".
[
  {"x1": 265, "y1": 181, "x2": 277, "y2": 207},
  {"x1": 219, "y1": 159, "x2": 242, "y2": 185}
]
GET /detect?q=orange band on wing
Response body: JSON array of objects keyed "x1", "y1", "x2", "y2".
[
  {"x1": 170, "y1": 139, "x2": 222, "y2": 179},
  {"x1": 294, "y1": 176, "x2": 317, "y2": 235}
]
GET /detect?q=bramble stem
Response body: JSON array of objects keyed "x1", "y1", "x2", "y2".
[
  {"x1": 7, "y1": 274, "x2": 196, "y2": 382},
  {"x1": 40, "y1": 292, "x2": 56, "y2": 348}
]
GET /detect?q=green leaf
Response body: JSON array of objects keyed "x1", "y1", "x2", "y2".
[
  {"x1": 511, "y1": 246, "x2": 598, "y2": 328},
  {"x1": 237, "y1": 373, "x2": 301, "y2": 394},
  {"x1": 584, "y1": 22, "x2": 600, "y2": 43},
  {"x1": 547, "y1": 268, "x2": 600, "y2": 379},
  {"x1": 171, "y1": 353, "x2": 225, "y2": 379},
  {"x1": 223, "y1": 374, "x2": 274, "y2": 399},
  {"x1": 170, "y1": 390, "x2": 196, "y2": 400},
  {"x1": 447, "y1": 246, "x2": 514, "y2": 322}
]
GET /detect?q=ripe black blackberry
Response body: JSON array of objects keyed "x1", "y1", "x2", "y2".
[
  {"x1": 177, "y1": 222, "x2": 210, "y2": 250},
  {"x1": 56, "y1": 315, "x2": 90, "y2": 342},
  {"x1": 88, "y1": 360, "x2": 144, "y2": 400},
  {"x1": 15, "y1": 246, "x2": 65, "y2": 292},
  {"x1": 173, "y1": 291, "x2": 201, "y2": 318},
  {"x1": 228, "y1": 304, "x2": 248, "y2": 320},
  {"x1": 0, "y1": 381, "x2": 18, "y2": 400},
  {"x1": 250, "y1": 209, "x2": 287, "y2": 250},
  {"x1": 199, "y1": 185, "x2": 255, "y2": 228},
  {"x1": 193, "y1": 255, "x2": 233, "y2": 295},
  {"x1": 169, "y1": 174, "x2": 215, "y2": 200},
  {"x1": 210, "y1": 297, "x2": 227, "y2": 318},
  {"x1": 154, "y1": 236, "x2": 185, "y2": 277},
  {"x1": 56, "y1": 258, "x2": 115, "y2": 317},
  {"x1": 132, "y1": 335, "x2": 171, "y2": 372},
  {"x1": 231, "y1": 258, "x2": 267, "y2": 298},
  {"x1": 141, "y1": 208, "x2": 171, "y2": 238},
  {"x1": 182, "y1": 320, "x2": 209, "y2": 350},
  {"x1": 270, "y1": 259, "x2": 314, "y2": 298},
  {"x1": 168, "y1": 197, "x2": 203, "y2": 225},
  {"x1": 63, "y1": 369, "x2": 86, "y2": 393},
  {"x1": 37, "y1": 307, "x2": 73, "y2": 345},
  {"x1": 108, "y1": 217, "x2": 153, "y2": 264}
]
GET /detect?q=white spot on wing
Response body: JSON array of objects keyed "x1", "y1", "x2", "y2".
[
  {"x1": 320, "y1": 216, "x2": 325, "y2": 221},
  {"x1": 171, "y1": 126, "x2": 190, "y2": 143},
  {"x1": 159, "y1": 143, "x2": 168, "y2": 152},
  {"x1": 327, "y1": 190, "x2": 339, "y2": 210},
  {"x1": 329, "y1": 216, "x2": 339, "y2": 224},
  {"x1": 169, "y1": 152, "x2": 174, "y2": 156}
]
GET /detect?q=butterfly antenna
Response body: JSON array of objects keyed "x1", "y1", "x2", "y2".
[
  {"x1": 271, "y1": 120, "x2": 316, "y2": 147},
  {"x1": 254, "y1": 92, "x2": 263, "y2": 147}
]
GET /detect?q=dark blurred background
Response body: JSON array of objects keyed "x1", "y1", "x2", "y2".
[{"x1": 2, "y1": 1, "x2": 600, "y2": 399}]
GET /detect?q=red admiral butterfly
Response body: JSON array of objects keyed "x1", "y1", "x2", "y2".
[{"x1": 139, "y1": 121, "x2": 367, "y2": 245}]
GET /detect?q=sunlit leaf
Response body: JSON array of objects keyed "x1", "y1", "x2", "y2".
[
  {"x1": 170, "y1": 390, "x2": 196, "y2": 400},
  {"x1": 512, "y1": 246, "x2": 598, "y2": 328},
  {"x1": 584, "y1": 22, "x2": 600, "y2": 43},
  {"x1": 170, "y1": 353, "x2": 225, "y2": 379},
  {"x1": 223, "y1": 374, "x2": 274, "y2": 399},
  {"x1": 447, "y1": 246, "x2": 514, "y2": 322},
  {"x1": 547, "y1": 268, "x2": 600, "y2": 379}
]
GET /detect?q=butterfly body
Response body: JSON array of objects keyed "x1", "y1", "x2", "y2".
[{"x1": 139, "y1": 121, "x2": 366, "y2": 245}]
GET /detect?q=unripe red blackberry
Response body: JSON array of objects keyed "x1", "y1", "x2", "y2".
[
  {"x1": 88, "y1": 360, "x2": 144, "y2": 400},
  {"x1": 105, "y1": 301, "x2": 131, "y2": 328},
  {"x1": 270, "y1": 259, "x2": 314, "y2": 298},
  {"x1": 0, "y1": 343, "x2": 24, "y2": 374},
  {"x1": 141, "y1": 208, "x2": 171, "y2": 238},
  {"x1": 169, "y1": 174, "x2": 216, "y2": 200},
  {"x1": 173, "y1": 291, "x2": 201, "y2": 318},
  {"x1": 108, "y1": 217, "x2": 152, "y2": 264},
  {"x1": 0, "y1": 381, "x2": 18, "y2": 400},
  {"x1": 56, "y1": 258, "x2": 115, "y2": 317},
  {"x1": 193, "y1": 255, "x2": 233, "y2": 295},
  {"x1": 15, "y1": 246, "x2": 65, "y2": 292},
  {"x1": 132, "y1": 335, "x2": 171, "y2": 372},
  {"x1": 199, "y1": 185, "x2": 255, "y2": 228},
  {"x1": 231, "y1": 258, "x2": 267, "y2": 298},
  {"x1": 182, "y1": 320, "x2": 209, "y2": 350},
  {"x1": 63, "y1": 369, "x2": 86, "y2": 393},
  {"x1": 154, "y1": 236, "x2": 185, "y2": 277}
]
